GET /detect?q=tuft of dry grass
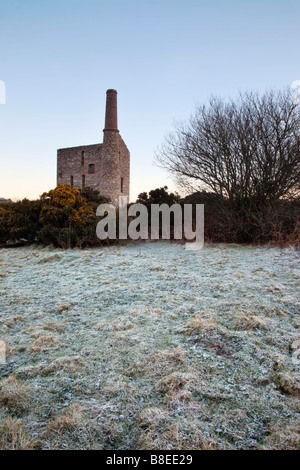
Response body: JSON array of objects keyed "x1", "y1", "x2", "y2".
[
  {"x1": 155, "y1": 372, "x2": 196, "y2": 397},
  {"x1": 141, "y1": 346, "x2": 188, "y2": 379},
  {"x1": 94, "y1": 319, "x2": 133, "y2": 331},
  {"x1": 0, "y1": 376, "x2": 32, "y2": 414},
  {"x1": 234, "y1": 314, "x2": 271, "y2": 330},
  {"x1": 5, "y1": 316, "x2": 25, "y2": 328},
  {"x1": 0, "y1": 417, "x2": 37, "y2": 450},
  {"x1": 186, "y1": 311, "x2": 217, "y2": 332},
  {"x1": 138, "y1": 418, "x2": 216, "y2": 450},
  {"x1": 37, "y1": 254, "x2": 61, "y2": 264},
  {"x1": 30, "y1": 335, "x2": 58, "y2": 352},
  {"x1": 42, "y1": 321, "x2": 66, "y2": 333},
  {"x1": 139, "y1": 407, "x2": 169, "y2": 429},
  {"x1": 150, "y1": 346, "x2": 187, "y2": 366},
  {"x1": 102, "y1": 375, "x2": 135, "y2": 396},
  {"x1": 47, "y1": 404, "x2": 84, "y2": 433},
  {"x1": 57, "y1": 304, "x2": 69, "y2": 313},
  {"x1": 14, "y1": 355, "x2": 88, "y2": 379},
  {"x1": 276, "y1": 373, "x2": 300, "y2": 396},
  {"x1": 260, "y1": 418, "x2": 300, "y2": 450},
  {"x1": 44, "y1": 403, "x2": 102, "y2": 450}
]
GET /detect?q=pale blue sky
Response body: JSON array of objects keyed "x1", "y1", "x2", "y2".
[{"x1": 0, "y1": 0, "x2": 299, "y2": 201}]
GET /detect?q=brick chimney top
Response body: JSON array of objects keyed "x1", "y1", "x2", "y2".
[{"x1": 104, "y1": 89, "x2": 119, "y2": 132}]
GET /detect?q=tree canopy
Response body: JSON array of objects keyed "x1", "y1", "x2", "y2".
[{"x1": 156, "y1": 89, "x2": 300, "y2": 204}]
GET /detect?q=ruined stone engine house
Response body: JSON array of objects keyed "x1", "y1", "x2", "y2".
[{"x1": 57, "y1": 89, "x2": 130, "y2": 205}]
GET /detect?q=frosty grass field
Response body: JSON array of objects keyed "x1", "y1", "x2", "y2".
[{"x1": 0, "y1": 242, "x2": 299, "y2": 450}]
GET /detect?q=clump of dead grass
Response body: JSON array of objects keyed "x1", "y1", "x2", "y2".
[
  {"x1": 234, "y1": 314, "x2": 271, "y2": 330},
  {"x1": 37, "y1": 254, "x2": 61, "y2": 264},
  {"x1": 142, "y1": 346, "x2": 188, "y2": 378},
  {"x1": 0, "y1": 417, "x2": 37, "y2": 450},
  {"x1": 139, "y1": 407, "x2": 169, "y2": 428},
  {"x1": 42, "y1": 321, "x2": 66, "y2": 333},
  {"x1": 47, "y1": 403, "x2": 84, "y2": 433},
  {"x1": 102, "y1": 375, "x2": 136, "y2": 396},
  {"x1": 30, "y1": 334, "x2": 58, "y2": 352},
  {"x1": 186, "y1": 311, "x2": 217, "y2": 332},
  {"x1": 138, "y1": 418, "x2": 216, "y2": 450},
  {"x1": 44, "y1": 403, "x2": 101, "y2": 449},
  {"x1": 276, "y1": 372, "x2": 300, "y2": 396},
  {"x1": 5, "y1": 316, "x2": 25, "y2": 328},
  {"x1": 260, "y1": 418, "x2": 300, "y2": 450},
  {"x1": 269, "y1": 352, "x2": 288, "y2": 371},
  {"x1": 150, "y1": 346, "x2": 187, "y2": 366},
  {"x1": 0, "y1": 376, "x2": 32, "y2": 414},
  {"x1": 57, "y1": 304, "x2": 69, "y2": 313},
  {"x1": 14, "y1": 355, "x2": 88, "y2": 379},
  {"x1": 155, "y1": 372, "x2": 196, "y2": 397},
  {"x1": 94, "y1": 318, "x2": 133, "y2": 331},
  {"x1": 144, "y1": 307, "x2": 163, "y2": 316}
]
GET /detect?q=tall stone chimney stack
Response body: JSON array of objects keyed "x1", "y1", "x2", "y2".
[
  {"x1": 104, "y1": 89, "x2": 119, "y2": 131},
  {"x1": 57, "y1": 88, "x2": 129, "y2": 206}
]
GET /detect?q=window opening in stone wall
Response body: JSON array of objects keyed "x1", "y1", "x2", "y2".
[
  {"x1": 88, "y1": 163, "x2": 95, "y2": 174},
  {"x1": 81, "y1": 150, "x2": 85, "y2": 165},
  {"x1": 121, "y1": 177, "x2": 124, "y2": 193},
  {"x1": 70, "y1": 175, "x2": 73, "y2": 188},
  {"x1": 82, "y1": 175, "x2": 85, "y2": 188}
]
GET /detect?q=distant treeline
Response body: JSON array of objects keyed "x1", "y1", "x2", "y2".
[
  {"x1": 0, "y1": 185, "x2": 299, "y2": 248},
  {"x1": 137, "y1": 186, "x2": 300, "y2": 246}
]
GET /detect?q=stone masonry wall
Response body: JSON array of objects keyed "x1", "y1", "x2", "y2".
[
  {"x1": 57, "y1": 144, "x2": 103, "y2": 191},
  {"x1": 57, "y1": 134, "x2": 130, "y2": 205}
]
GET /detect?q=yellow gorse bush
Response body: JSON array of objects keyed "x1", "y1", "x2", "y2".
[
  {"x1": 1, "y1": 185, "x2": 108, "y2": 248},
  {"x1": 44, "y1": 185, "x2": 84, "y2": 208}
]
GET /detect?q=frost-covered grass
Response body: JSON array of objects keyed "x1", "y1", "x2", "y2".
[{"x1": 0, "y1": 242, "x2": 299, "y2": 450}]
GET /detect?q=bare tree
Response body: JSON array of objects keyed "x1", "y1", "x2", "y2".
[{"x1": 156, "y1": 89, "x2": 300, "y2": 204}]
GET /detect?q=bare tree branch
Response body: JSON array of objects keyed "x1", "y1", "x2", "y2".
[{"x1": 155, "y1": 89, "x2": 300, "y2": 203}]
